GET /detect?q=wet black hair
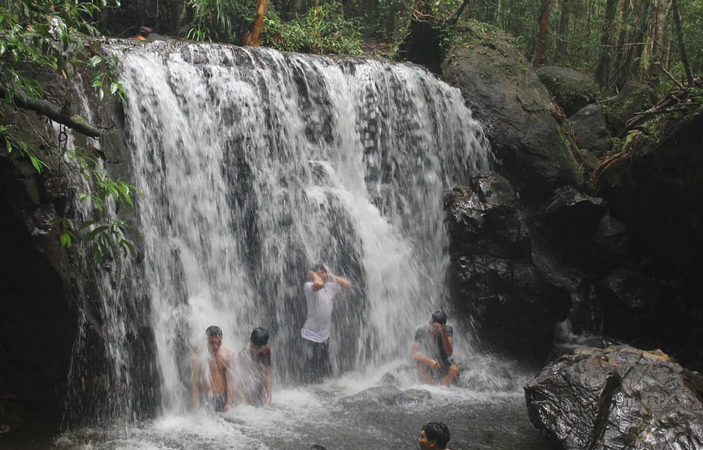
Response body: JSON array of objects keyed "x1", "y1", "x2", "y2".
[
  {"x1": 206, "y1": 325, "x2": 223, "y2": 337},
  {"x1": 430, "y1": 310, "x2": 448, "y2": 325},
  {"x1": 422, "y1": 422, "x2": 450, "y2": 449},
  {"x1": 311, "y1": 262, "x2": 328, "y2": 273},
  {"x1": 250, "y1": 327, "x2": 269, "y2": 347}
]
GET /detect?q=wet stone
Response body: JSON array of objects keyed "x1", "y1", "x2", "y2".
[{"x1": 339, "y1": 385, "x2": 431, "y2": 407}]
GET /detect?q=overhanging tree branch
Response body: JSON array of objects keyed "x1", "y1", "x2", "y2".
[{"x1": 0, "y1": 86, "x2": 101, "y2": 138}]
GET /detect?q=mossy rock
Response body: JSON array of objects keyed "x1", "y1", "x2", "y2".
[
  {"x1": 535, "y1": 66, "x2": 597, "y2": 117},
  {"x1": 605, "y1": 81, "x2": 657, "y2": 135},
  {"x1": 442, "y1": 21, "x2": 583, "y2": 202}
]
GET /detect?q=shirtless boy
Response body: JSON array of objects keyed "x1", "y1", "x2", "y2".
[{"x1": 190, "y1": 325, "x2": 235, "y2": 412}]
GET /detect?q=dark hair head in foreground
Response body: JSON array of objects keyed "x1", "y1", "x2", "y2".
[{"x1": 421, "y1": 422, "x2": 450, "y2": 449}]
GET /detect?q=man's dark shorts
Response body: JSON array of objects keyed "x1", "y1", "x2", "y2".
[
  {"x1": 209, "y1": 395, "x2": 227, "y2": 412},
  {"x1": 429, "y1": 359, "x2": 457, "y2": 381}
]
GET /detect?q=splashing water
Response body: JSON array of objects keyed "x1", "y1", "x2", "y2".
[
  {"x1": 114, "y1": 41, "x2": 491, "y2": 412},
  {"x1": 48, "y1": 43, "x2": 549, "y2": 450}
]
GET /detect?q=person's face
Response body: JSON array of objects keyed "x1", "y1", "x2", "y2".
[
  {"x1": 418, "y1": 430, "x2": 436, "y2": 450},
  {"x1": 316, "y1": 269, "x2": 328, "y2": 283},
  {"x1": 207, "y1": 335, "x2": 223, "y2": 354},
  {"x1": 430, "y1": 321, "x2": 443, "y2": 336}
]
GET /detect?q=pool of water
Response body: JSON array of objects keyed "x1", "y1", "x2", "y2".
[{"x1": 47, "y1": 364, "x2": 548, "y2": 450}]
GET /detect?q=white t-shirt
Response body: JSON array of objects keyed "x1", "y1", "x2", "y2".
[{"x1": 301, "y1": 280, "x2": 342, "y2": 343}]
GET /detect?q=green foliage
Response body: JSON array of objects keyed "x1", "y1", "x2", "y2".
[
  {"x1": 263, "y1": 3, "x2": 363, "y2": 54},
  {"x1": 186, "y1": 0, "x2": 256, "y2": 42},
  {"x1": 1, "y1": 0, "x2": 138, "y2": 263}
]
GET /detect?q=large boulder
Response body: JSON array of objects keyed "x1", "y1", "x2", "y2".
[
  {"x1": 442, "y1": 22, "x2": 583, "y2": 202},
  {"x1": 598, "y1": 89, "x2": 703, "y2": 279},
  {"x1": 525, "y1": 345, "x2": 703, "y2": 450},
  {"x1": 536, "y1": 66, "x2": 598, "y2": 117},
  {"x1": 569, "y1": 104, "x2": 612, "y2": 156},
  {"x1": 447, "y1": 173, "x2": 571, "y2": 361},
  {"x1": 604, "y1": 81, "x2": 657, "y2": 135}
]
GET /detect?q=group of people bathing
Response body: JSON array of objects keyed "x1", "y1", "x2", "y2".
[{"x1": 190, "y1": 263, "x2": 460, "y2": 414}]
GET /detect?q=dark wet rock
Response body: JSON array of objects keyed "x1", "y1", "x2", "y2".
[
  {"x1": 447, "y1": 174, "x2": 572, "y2": 361},
  {"x1": 535, "y1": 66, "x2": 598, "y2": 117},
  {"x1": 525, "y1": 345, "x2": 703, "y2": 450},
  {"x1": 591, "y1": 214, "x2": 631, "y2": 271},
  {"x1": 599, "y1": 268, "x2": 661, "y2": 341},
  {"x1": 442, "y1": 24, "x2": 583, "y2": 202},
  {"x1": 536, "y1": 186, "x2": 607, "y2": 266},
  {"x1": 569, "y1": 104, "x2": 612, "y2": 156},
  {"x1": 1, "y1": 42, "x2": 158, "y2": 435},
  {"x1": 605, "y1": 81, "x2": 657, "y2": 135},
  {"x1": 597, "y1": 103, "x2": 703, "y2": 279},
  {"x1": 340, "y1": 386, "x2": 431, "y2": 407},
  {"x1": 311, "y1": 445, "x2": 329, "y2": 450}
]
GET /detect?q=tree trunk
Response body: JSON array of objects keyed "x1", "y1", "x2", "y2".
[
  {"x1": 614, "y1": 0, "x2": 651, "y2": 87},
  {"x1": 532, "y1": 0, "x2": 552, "y2": 66},
  {"x1": 554, "y1": 0, "x2": 571, "y2": 64},
  {"x1": 643, "y1": 0, "x2": 670, "y2": 77},
  {"x1": 611, "y1": 0, "x2": 630, "y2": 80},
  {"x1": 594, "y1": 0, "x2": 617, "y2": 86},
  {"x1": 171, "y1": 0, "x2": 187, "y2": 37},
  {"x1": 244, "y1": 0, "x2": 269, "y2": 46},
  {"x1": 671, "y1": 0, "x2": 694, "y2": 84}
]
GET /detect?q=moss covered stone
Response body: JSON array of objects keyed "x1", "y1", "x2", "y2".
[{"x1": 442, "y1": 20, "x2": 584, "y2": 203}]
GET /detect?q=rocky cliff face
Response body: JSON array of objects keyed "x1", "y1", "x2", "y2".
[
  {"x1": 0, "y1": 44, "x2": 159, "y2": 437},
  {"x1": 441, "y1": 22, "x2": 703, "y2": 372}
]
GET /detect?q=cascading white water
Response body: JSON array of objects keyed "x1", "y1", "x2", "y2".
[{"x1": 117, "y1": 42, "x2": 491, "y2": 415}]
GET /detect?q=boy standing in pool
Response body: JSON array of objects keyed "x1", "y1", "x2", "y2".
[
  {"x1": 235, "y1": 327, "x2": 273, "y2": 406},
  {"x1": 411, "y1": 311, "x2": 460, "y2": 386},
  {"x1": 190, "y1": 325, "x2": 235, "y2": 412}
]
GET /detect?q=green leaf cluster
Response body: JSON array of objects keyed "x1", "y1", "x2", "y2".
[
  {"x1": 263, "y1": 3, "x2": 363, "y2": 55},
  {"x1": 1, "y1": 0, "x2": 139, "y2": 264}
]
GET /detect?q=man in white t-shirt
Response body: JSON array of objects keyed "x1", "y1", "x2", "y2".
[{"x1": 301, "y1": 263, "x2": 351, "y2": 383}]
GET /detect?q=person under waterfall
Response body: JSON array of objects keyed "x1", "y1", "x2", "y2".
[
  {"x1": 411, "y1": 311, "x2": 459, "y2": 386},
  {"x1": 190, "y1": 325, "x2": 235, "y2": 412},
  {"x1": 301, "y1": 263, "x2": 352, "y2": 383},
  {"x1": 234, "y1": 327, "x2": 273, "y2": 406}
]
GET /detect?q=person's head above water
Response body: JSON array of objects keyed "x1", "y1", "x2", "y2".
[
  {"x1": 311, "y1": 262, "x2": 329, "y2": 283},
  {"x1": 430, "y1": 310, "x2": 448, "y2": 326},
  {"x1": 419, "y1": 422, "x2": 450, "y2": 450},
  {"x1": 206, "y1": 325, "x2": 223, "y2": 354},
  {"x1": 250, "y1": 327, "x2": 269, "y2": 353}
]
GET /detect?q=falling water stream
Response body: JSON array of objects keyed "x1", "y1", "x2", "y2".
[{"x1": 50, "y1": 42, "x2": 548, "y2": 449}]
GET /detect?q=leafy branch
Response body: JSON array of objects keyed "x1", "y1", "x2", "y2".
[{"x1": 1, "y1": 0, "x2": 139, "y2": 263}]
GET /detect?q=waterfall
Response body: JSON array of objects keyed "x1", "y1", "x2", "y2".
[{"x1": 116, "y1": 42, "x2": 491, "y2": 415}]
